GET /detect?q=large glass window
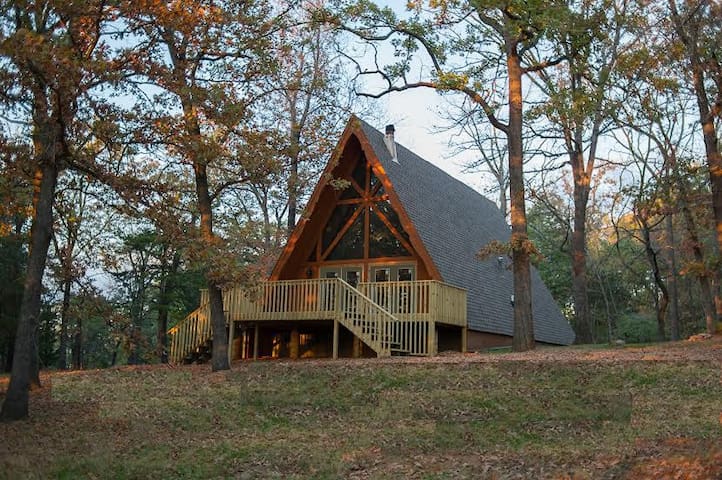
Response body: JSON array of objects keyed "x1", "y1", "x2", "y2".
[
  {"x1": 375, "y1": 198, "x2": 410, "y2": 244},
  {"x1": 374, "y1": 268, "x2": 390, "y2": 282},
  {"x1": 315, "y1": 153, "x2": 414, "y2": 262},
  {"x1": 322, "y1": 204, "x2": 356, "y2": 252},
  {"x1": 398, "y1": 267, "x2": 414, "y2": 281},
  {"x1": 368, "y1": 207, "x2": 411, "y2": 258},
  {"x1": 328, "y1": 212, "x2": 364, "y2": 260}
]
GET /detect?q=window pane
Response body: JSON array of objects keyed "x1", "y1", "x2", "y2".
[
  {"x1": 369, "y1": 207, "x2": 411, "y2": 258},
  {"x1": 322, "y1": 204, "x2": 357, "y2": 252},
  {"x1": 328, "y1": 210, "x2": 365, "y2": 260},
  {"x1": 398, "y1": 267, "x2": 413, "y2": 281},
  {"x1": 375, "y1": 268, "x2": 390, "y2": 282},
  {"x1": 345, "y1": 270, "x2": 360, "y2": 287},
  {"x1": 351, "y1": 155, "x2": 367, "y2": 191},
  {"x1": 374, "y1": 199, "x2": 410, "y2": 244}
]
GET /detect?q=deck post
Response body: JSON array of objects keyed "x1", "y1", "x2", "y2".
[
  {"x1": 290, "y1": 328, "x2": 300, "y2": 359},
  {"x1": 461, "y1": 326, "x2": 467, "y2": 353},
  {"x1": 228, "y1": 319, "x2": 235, "y2": 364},
  {"x1": 253, "y1": 323, "x2": 259, "y2": 360},
  {"x1": 352, "y1": 336, "x2": 361, "y2": 358},
  {"x1": 332, "y1": 319, "x2": 339, "y2": 359},
  {"x1": 427, "y1": 320, "x2": 437, "y2": 356}
]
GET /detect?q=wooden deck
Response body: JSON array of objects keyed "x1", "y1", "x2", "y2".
[{"x1": 168, "y1": 279, "x2": 466, "y2": 364}]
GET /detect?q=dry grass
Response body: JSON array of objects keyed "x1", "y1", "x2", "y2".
[{"x1": 1, "y1": 338, "x2": 721, "y2": 479}]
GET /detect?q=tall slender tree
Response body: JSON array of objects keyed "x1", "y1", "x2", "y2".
[
  {"x1": 0, "y1": 0, "x2": 110, "y2": 421},
  {"x1": 666, "y1": 1, "x2": 722, "y2": 262},
  {"x1": 529, "y1": 0, "x2": 642, "y2": 342},
  {"x1": 119, "y1": 0, "x2": 283, "y2": 370}
]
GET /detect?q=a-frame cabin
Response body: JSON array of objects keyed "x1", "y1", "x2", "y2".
[{"x1": 168, "y1": 117, "x2": 574, "y2": 363}]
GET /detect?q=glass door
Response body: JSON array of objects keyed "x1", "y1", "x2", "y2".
[
  {"x1": 368, "y1": 264, "x2": 416, "y2": 313},
  {"x1": 319, "y1": 266, "x2": 363, "y2": 310}
]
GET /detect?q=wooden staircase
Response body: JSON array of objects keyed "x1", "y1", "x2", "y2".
[
  {"x1": 335, "y1": 278, "x2": 405, "y2": 357},
  {"x1": 167, "y1": 305, "x2": 212, "y2": 364},
  {"x1": 168, "y1": 278, "x2": 412, "y2": 363}
]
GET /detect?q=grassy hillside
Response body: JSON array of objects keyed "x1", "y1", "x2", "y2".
[{"x1": 1, "y1": 339, "x2": 721, "y2": 479}]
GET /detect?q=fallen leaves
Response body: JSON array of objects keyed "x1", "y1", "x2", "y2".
[{"x1": 0, "y1": 337, "x2": 720, "y2": 479}]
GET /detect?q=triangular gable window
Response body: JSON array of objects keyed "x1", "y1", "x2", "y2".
[
  {"x1": 374, "y1": 197, "x2": 410, "y2": 244},
  {"x1": 316, "y1": 152, "x2": 415, "y2": 262}
]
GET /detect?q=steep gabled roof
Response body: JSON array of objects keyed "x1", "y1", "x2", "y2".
[{"x1": 356, "y1": 118, "x2": 575, "y2": 345}]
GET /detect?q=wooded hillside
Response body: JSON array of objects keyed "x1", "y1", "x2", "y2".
[{"x1": 1, "y1": 340, "x2": 721, "y2": 478}]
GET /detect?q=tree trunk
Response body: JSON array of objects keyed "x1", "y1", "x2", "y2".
[
  {"x1": 679, "y1": 195, "x2": 717, "y2": 334},
  {"x1": 639, "y1": 215, "x2": 668, "y2": 341},
  {"x1": 1, "y1": 159, "x2": 58, "y2": 421},
  {"x1": 691, "y1": 61, "x2": 722, "y2": 264},
  {"x1": 193, "y1": 160, "x2": 229, "y2": 371},
  {"x1": 57, "y1": 276, "x2": 71, "y2": 369},
  {"x1": 665, "y1": 213, "x2": 680, "y2": 340},
  {"x1": 571, "y1": 153, "x2": 593, "y2": 343},
  {"x1": 669, "y1": 0, "x2": 722, "y2": 285},
  {"x1": 287, "y1": 124, "x2": 301, "y2": 234},
  {"x1": 506, "y1": 40, "x2": 534, "y2": 352}
]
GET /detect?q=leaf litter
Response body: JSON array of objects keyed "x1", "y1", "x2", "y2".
[{"x1": 0, "y1": 336, "x2": 720, "y2": 479}]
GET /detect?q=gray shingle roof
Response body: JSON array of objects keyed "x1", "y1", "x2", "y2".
[{"x1": 358, "y1": 119, "x2": 575, "y2": 345}]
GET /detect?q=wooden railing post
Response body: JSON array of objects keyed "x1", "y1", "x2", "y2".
[{"x1": 426, "y1": 318, "x2": 437, "y2": 356}]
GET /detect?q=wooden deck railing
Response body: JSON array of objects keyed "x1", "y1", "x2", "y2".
[
  {"x1": 359, "y1": 281, "x2": 466, "y2": 327},
  {"x1": 168, "y1": 279, "x2": 467, "y2": 362},
  {"x1": 167, "y1": 304, "x2": 211, "y2": 364},
  {"x1": 223, "y1": 278, "x2": 339, "y2": 321}
]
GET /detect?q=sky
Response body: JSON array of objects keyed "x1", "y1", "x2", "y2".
[
  {"x1": 377, "y1": 90, "x2": 483, "y2": 187},
  {"x1": 345, "y1": 1, "x2": 503, "y2": 202}
]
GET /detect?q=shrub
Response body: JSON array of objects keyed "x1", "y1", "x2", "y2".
[{"x1": 615, "y1": 313, "x2": 658, "y2": 344}]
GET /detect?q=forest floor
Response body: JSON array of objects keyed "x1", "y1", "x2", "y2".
[{"x1": 1, "y1": 337, "x2": 721, "y2": 479}]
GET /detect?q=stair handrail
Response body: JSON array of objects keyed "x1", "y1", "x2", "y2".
[
  {"x1": 167, "y1": 301, "x2": 211, "y2": 364},
  {"x1": 334, "y1": 278, "x2": 400, "y2": 357}
]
